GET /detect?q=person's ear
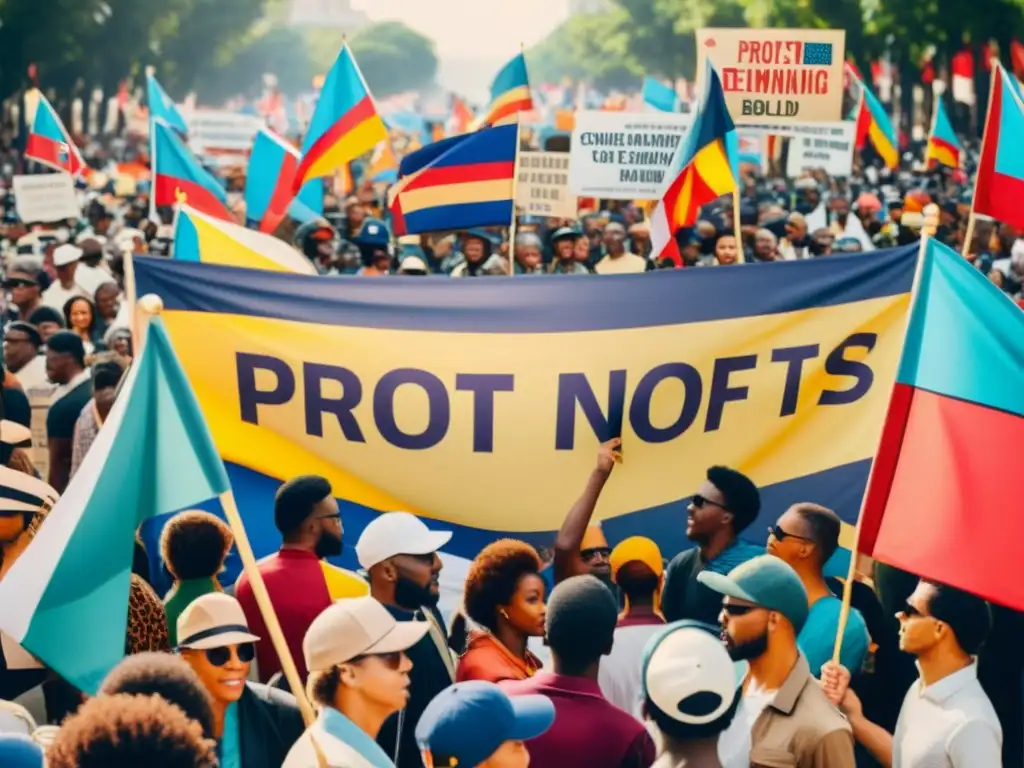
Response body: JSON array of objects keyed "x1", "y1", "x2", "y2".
[
  {"x1": 721, "y1": 510, "x2": 734, "y2": 528},
  {"x1": 338, "y1": 663, "x2": 359, "y2": 687}
]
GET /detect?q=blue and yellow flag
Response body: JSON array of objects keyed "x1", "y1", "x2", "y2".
[{"x1": 133, "y1": 248, "x2": 918, "y2": 568}]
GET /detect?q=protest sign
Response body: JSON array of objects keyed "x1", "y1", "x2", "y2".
[
  {"x1": 186, "y1": 109, "x2": 265, "y2": 167},
  {"x1": 568, "y1": 111, "x2": 691, "y2": 199},
  {"x1": 12, "y1": 174, "x2": 80, "y2": 223},
  {"x1": 697, "y1": 28, "x2": 846, "y2": 124},
  {"x1": 516, "y1": 151, "x2": 577, "y2": 218},
  {"x1": 785, "y1": 122, "x2": 856, "y2": 177}
]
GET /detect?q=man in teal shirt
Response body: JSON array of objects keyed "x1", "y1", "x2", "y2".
[{"x1": 766, "y1": 503, "x2": 869, "y2": 676}]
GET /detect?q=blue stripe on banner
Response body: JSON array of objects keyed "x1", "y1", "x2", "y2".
[
  {"x1": 400, "y1": 199, "x2": 513, "y2": 232},
  {"x1": 134, "y1": 244, "x2": 917, "y2": 333},
  {"x1": 138, "y1": 459, "x2": 871, "y2": 590}
]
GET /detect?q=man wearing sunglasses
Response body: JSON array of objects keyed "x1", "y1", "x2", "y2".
[
  {"x1": 823, "y1": 580, "x2": 1000, "y2": 768},
  {"x1": 661, "y1": 466, "x2": 764, "y2": 626},
  {"x1": 766, "y1": 504, "x2": 870, "y2": 678},
  {"x1": 177, "y1": 593, "x2": 304, "y2": 768},
  {"x1": 2, "y1": 261, "x2": 43, "y2": 323}
]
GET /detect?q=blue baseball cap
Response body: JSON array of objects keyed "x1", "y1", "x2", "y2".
[
  {"x1": 698, "y1": 554, "x2": 809, "y2": 632},
  {"x1": 415, "y1": 681, "x2": 555, "y2": 767}
]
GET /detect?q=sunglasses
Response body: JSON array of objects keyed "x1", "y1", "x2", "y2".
[
  {"x1": 581, "y1": 546, "x2": 611, "y2": 562},
  {"x1": 722, "y1": 603, "x2": 760, "y2": 617},
  {"x1": 691, "y1": 494, "x2": 730, "y2": 511},
  {"x1": 3, "y1": 279, "x2": 36, "y2": 289},
  {"x1": 349, "y1": 650, "x2": 403, "y2": 670},
  {"x1": 204, "y1": 643, "x2": 255, "y2": 667},
  {"x1": 768, "y1": 524, "x2": 814, "y2": 543},
  {"x1": 901, "y1": 602, "x2": 931, "y2": 620}
]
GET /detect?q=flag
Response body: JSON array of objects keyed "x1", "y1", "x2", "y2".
[
  {"x1": 924, "y1": 98, "x2": 961, "y2": 169},
  {"x1": 152, "y1": 120, "x2": 232, "y2": 221},
  {"x1": 476, "y1": 53, "x2": 533, "y2": 128},
  {"x1": 24, "y1": 93, "x2": 88, "y2": 177},
  {"x1": 388, "y1": 123, "x2": 517, "y2": 236},
  {"x1": 0, "y1": 317, "x2": 230, "y2": 693},
  {"x1": 367, "y1": 141, "x2": 399, "y2": 184},
  {"x1": 245, "y1": 128, "x2": 324, "y2": 234},
  {"x1": 146, "y1": 73, "x2": 189, "y2": 136},
  {"x1": 174, "y1": 204, "x2": 318, "y2": 274},
  {"x1": 850, "y1": 67, "x2": 899, "y2": 169},
  {"x1": 449, "y1": 95, "x2": 475, "y2": 135},
  {"x1": 642, "y1": 76, "x2": 678, "y2": 113},
  {"x1": 858, "y1": 238, "x2": 1024, "y2": 609},
  {"x1": 294, "y1": 45, "x2": 388, "y2": 192},
  {"x1": 972, "y1": 65, "x2": 1024, "y2": 229},
  {"x1": 650, "y1": 62, "x2": 737, "y2": 266}
]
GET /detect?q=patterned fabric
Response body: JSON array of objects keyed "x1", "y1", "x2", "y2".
[
  {"x1": 70, "y1": 401, "x2": 100, "y2": 478},
  {"x1": 125, "y1": 575, "x2": 170, "y2": 655}
]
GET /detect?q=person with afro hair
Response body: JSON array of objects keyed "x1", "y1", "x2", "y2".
[
  {"x1": 46, "y1": 693, "x2": 218, "y2": 768},
  {"x1": 160, "y1": 510, "x2": 234, "y2": 646},
  {"x1": 661, "y1": 465, "x2": 765, "y2": 625},
  {"x1": 456, "y1": 539, "x2": 547, "y2": 684},
  {"x1": 99, "y1": 652, "x2": 216, "y2": 738}
]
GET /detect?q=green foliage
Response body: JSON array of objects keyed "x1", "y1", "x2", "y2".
[
  {"x1": 527, "y1": 7, "x2": 643, "y2": 88},
  {"x1": 347, "y1": 21, "x2": 439, "y2": 97}
]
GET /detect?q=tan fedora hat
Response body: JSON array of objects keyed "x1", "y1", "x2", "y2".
[
  {"x1": 176, "y1": 593, "x2": 260, "y2": 650},
  {"x1": 304, "y1": 596, "x2": 428, "y2": 673}
]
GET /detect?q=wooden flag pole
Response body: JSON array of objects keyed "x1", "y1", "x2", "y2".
[
  {"x1": 135, "y1": 296, "x2": 316, "y2": 726},
  {"x1": 962, "y1": 64, "x2": 1000, "y2": 258},
  {"x1": 508, "y1": 111, "x2": 522, "y2": 276},
  {"x1": 832, "y1": 231, "x2": 931, "y2": 664},
  {"x1": 123, "y1": 252, "x2": 140, "y2": 354}
]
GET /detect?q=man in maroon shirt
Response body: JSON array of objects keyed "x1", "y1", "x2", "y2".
[
  {"x1": 502, "y1": 575, "x2": 656, "y2": 768},
  {"x1": 235, "y1": 475, "x2": 343, "y2": 685}
]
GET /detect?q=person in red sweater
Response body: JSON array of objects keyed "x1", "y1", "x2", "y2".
[
  {"x1": 457, "y1": 539, "x2": 546, "y2": 683},
  {"x1": 502, "y1": 575, "x2": 656, "y2": 768}
]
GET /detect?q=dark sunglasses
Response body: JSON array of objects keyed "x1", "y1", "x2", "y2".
[
  {"x1": 581, "y1": 546, "x2": 612, "y2": 562},
  {"x1": 349, "y1": 650, "x2": 403, "y2": 670},
  {"x1": 3, "y1": 279, "x2": 36, "y2": 289},
  {"x1": 722, "y1": 603, "x2": 760, "y2": 617},
  {"x1": 691, "y1": 494, "x2": 729, "y2": 511},
  {"x1": 204, "y1": 643, "x2": 255, "y2": 667},
  {"x1": 768, "y1": 524, "x2": 814, "y2": 543},
  {"x1": 901, "y1": 602, "x2": 930, "y2": 620}
]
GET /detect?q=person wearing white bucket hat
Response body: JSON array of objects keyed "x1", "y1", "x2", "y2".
[
  {"x1": 284, "y1": 596, "x2": 430, "y2": 767},
  {"x1": 176, "y1": 593, "x2": 303, "y2": 768}
]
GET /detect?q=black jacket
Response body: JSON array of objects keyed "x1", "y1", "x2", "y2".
[{"x1": 238, "y1": 682, "x2": 305, "y2": 767}]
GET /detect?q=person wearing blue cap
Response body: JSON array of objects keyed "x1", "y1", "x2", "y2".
[
  {"x1": 0, "y1": 733, "x2": 44, "y2": 767},
  {"x1": 641, "y1": 621, "x2": 748, "y2": 768},
  {"x1": 416, "y1": 681, "x2": 554, "y2": 768},
  {"x1": 698, "y1": 555, "x2": 854, "y2": 767},
  {"x1": 451, "y1": 230, "x2": 498, "y2": 278}
]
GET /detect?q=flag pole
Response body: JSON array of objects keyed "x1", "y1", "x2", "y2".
[
  {"x1": 831, "y1": 230, "x2": 932, "y2": 664},
  {"x1": 135, "y1": 296, "x2": 317, "y2": 726},
  {"x1": 508, "y1": 111, "x2": 522, "y2": 276},
  {"x1": 962, "y1": 64, "x2": 1000, "y2": 258},
  {"x1": 124, "y1": 252, "x2": 140, "y2": 355}
]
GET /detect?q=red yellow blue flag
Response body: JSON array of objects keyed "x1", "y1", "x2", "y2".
[
  {"x1": 25, "y1": 93, "x2": 88, "y2": 177},
  {"x1": 972, "y1": 64, "x2": 1024, "y2": 229},
  {"x1": 924, "y1": 98, "x2": 961, "y2": 169},
  {"x1": 848, "y1": 65, "x2": 899, "y2": 169},
  {"x1": 294, "y1": 45, "x2": 388, "y2": 192},
  {"x1": 650, "y1": 63, "x2": 737, "y2": 265},
  {"x1": 152, "y1": 120, "x2": 232, "y2": 222},
  {"x1": 476, "y1": 53, "x2": 533, "y2": 128}
]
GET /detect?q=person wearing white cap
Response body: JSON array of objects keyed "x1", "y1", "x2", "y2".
[
  {"x1": 283, "y1": 596, "x2": 430, "y2": 767},
  {"x1": 176, "y1": 593, "x2": 304, "y2": 768},
  {"x1": 356, "y1": 511, "x2": 455, "y2": 767},
  {"x1": 41, "y1": 245, "x2": 86, "y2": 312}
]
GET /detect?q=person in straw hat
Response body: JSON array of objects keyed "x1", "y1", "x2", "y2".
[
  {"x1": 284, "y1": 596, "x2": 430, "y2": 767},
  {"x1": 176, "y1": 593, "x2": 303, "y2": 768}
]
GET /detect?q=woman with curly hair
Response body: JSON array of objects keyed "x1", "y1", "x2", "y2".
[{"x1": 457, "y1": 539, "x2": 547, "y2": 683}]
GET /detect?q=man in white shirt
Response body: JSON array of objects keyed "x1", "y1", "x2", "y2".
[
  {"x1": 42, "y1": 245, "x2": 86, "y2": 312},
  {"x1": 824, "y1": 579, "x2": 1002, "y2": 767},
  {"x1": 72, "y1": 238, "x2": 112, "y2": 299},
  {"x1": 595, "y1": 222, "x2": 647, "y2": 274}
]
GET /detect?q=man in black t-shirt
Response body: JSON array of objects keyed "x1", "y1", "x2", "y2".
[{"x1": 45, "y1": 332, "x2": 91, "y2": 493}]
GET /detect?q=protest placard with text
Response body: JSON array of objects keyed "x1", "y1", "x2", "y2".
[
  {"x1": 784, "y1": 122, "x2": 856, "y2": 177},
  {"x1": 568, "y1": 111, "x2": 691, "y2": 199},
  {"x1": 516, "y1": 151, "x2": 578, "y2": 218},
  {"x1": 696, "y1": 28, "x2": 846, "y2": 124},
  {"x1": 12, "y1": 174, "x2": 80, "y2": 223}
]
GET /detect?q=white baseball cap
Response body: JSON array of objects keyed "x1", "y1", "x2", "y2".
[
  {"x1": 304, "y1": 596, "x2": 429, "y2": 672},
  {"x1": 52, "y1": 244, "x2": 82, "y2": 268},
  {"x1": 356, "y1": 511, "x2": 452, "y2": 570}
]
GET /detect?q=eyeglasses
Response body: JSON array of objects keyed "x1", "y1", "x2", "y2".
[
  {"x1": 204, "y1": 643, "x2": 256, "y2": 667},
  {"x1": 722, "y1": 603, "x2": 760, "y2": 617},
  {"x1": 768, "y1": 524, "x2": 815, "y2": 543},
  {"x1": 581, "y1": 546, "x2": 611, "y2": 562},
  {"x1": 900, "y1": 602, "x2": 932, "y2": 620},
  {"x1": 3, "y1": 279, "x2": 36, "y2": 289},
  {"x1": 349, "y1": 650, "x2": 403, "y2": 670},
  {"x1": 691, "y1": 494, "x2": 730, "y2": 511}
]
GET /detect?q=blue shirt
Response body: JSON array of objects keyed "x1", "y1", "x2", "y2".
[
  {"x1": 219, "y1": 701, "x2": 241, "y2": 768},
  {"x1": 798, "y1": 595, "x2": 870, "y2": 678}
]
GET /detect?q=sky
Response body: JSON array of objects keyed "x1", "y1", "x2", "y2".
[{"x1": 350, "y1": 0, "x2": 569, "y2": 60}]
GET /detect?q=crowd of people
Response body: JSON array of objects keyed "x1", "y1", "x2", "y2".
[{"x1": 0, "y1": 89, "x2": 1022, "y2": 767}]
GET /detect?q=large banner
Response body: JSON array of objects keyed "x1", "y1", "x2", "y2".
[
  {"x1": 696, "y1": 28, "x2": 846, "y2": 124},
  {"x1": 134, "y1": 248, "x2": 917, "y2": 565}
]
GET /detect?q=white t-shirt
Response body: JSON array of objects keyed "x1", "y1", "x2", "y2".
[
  {"x1": 41, "y1": 281, "x2": 85, "y2": 312},
  {"x1": 599, "y1": 621, "x2": 666, "y2": 718},
  {"x1": 716, "y1": 679, "x2": 774, "y2": 767}
]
